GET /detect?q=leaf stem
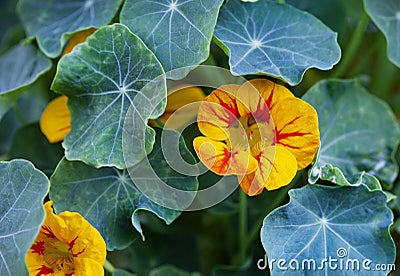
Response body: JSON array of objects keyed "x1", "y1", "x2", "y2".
[
  {"x1": 238, "y1": 190, "x2": 248, "y2": 265},
  {"x1": 332, "y1": 13, "x2": 369, "y2": 78},
  {"x1": 103, "y1": 259, "x2": 115, "y2": 274},
  {"x1": 276, "y1": 0, "x2": 285, "y2": 3},
  {"x1": 390, "y1": 219, "x2": 400, "y2": 232}
]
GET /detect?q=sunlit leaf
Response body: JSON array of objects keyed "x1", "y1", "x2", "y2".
[
  {"x1": 149, "y1": 265, "x2": 201, "y2": 276},
  {"x1": 51, "y1": 23, "x2": 166, "y2": 169},
  {"x1": 364, "y1": 0, "x2": 400, "y2": 67},
  {"x1": 214, "y1": 0, "x2": 341, "y2": 85},
  {"x1": 50, "y1": 129, "x2": 198, "y2": 250},
  {"x1": 303, "y1": 79, "x2": 400, "y2": 188},
  {"x1": 261, "y1": 184, "x2": 395, "y2": 275},
  {"x1": 120, "y1": 0, "x2": 224, "y2": 79},
  {"x1": 18, "y1": 0, "x2": 123, "y2": 58},
  {"x1": 0, "y1": 159, "x2": 49, "y2": 276},
  {"x1": 0, "y1": 42, "x2": 51, "y2": 120}
]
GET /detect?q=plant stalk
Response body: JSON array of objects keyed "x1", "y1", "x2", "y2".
[
  {"x1": 238, "y1": 191, "x2": 248, "y2": 265},
  {"x1": 103, "y1": 259, "x2": 115, "y2": 274}
]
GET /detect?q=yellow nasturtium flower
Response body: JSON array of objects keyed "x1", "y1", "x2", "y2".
[
  {"x1": 26, "y1": 201, "x2": 106, "y2": 276},
  {"x1": 193, "y1": 79, "x2": 320, "y2": 196}
]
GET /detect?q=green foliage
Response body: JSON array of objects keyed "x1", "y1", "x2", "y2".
[
  {"x1": 214, "y1": 0, "x2": 341, "y2": 85},
  {"x1": 364, "y1": 0, "x2": 400, "y2": 67},
  {"x1": 303, "y1": 79, "x2": 400, "y2": 188},
  {"x1": 0, "y1": 159, "x2": 49, "y2": 276},
  {"x1": 18, "y1": 0, "x2": 123, "y2": 58},
  {"x1": 0, "y1": 0, "x2": 399, "y2": 275},
  {"x1": 51, "y1": 23, "x2": 167, "y2": 169},
  {"x1": 261, "y1": 184, "x2": 395, "y2": 275},
  {"x1": 120, "y1": 0, "x2": 224, "y2": 79},
  {"x1": 0, "y1": 42, "x2": 51, "y2": 119}
]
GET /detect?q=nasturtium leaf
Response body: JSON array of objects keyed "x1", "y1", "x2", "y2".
[
  {"x1": 50, "y1": 129, "x2": 198, "y2": 250},
  {"x1": 261, "y1": 184, "x2": 395, "y2": 275},
  {"x1": 120, "y1": 0, "x2": 224, "y2": 80},
  {"x1": 364, "y1": 0, "x2": 400, "y2": 67},
  {"x1": 18, "y1": 0, "x2": 123, "y2": 58},
  {"x1": 214, "y1": 0, "x2": 341, "y2": 85},
  {"x1": 303, "y1": 79, "x2": 400, "y2": 188},
  {"x1": 0, "y1": 42, "x2": 51, "y2": 119},
  {"x1": 51, "y1": 23, "x2": 167, "y2": 169},
  {"x1": 0, "y1": 159, "x2": 49, "y2": 276}
]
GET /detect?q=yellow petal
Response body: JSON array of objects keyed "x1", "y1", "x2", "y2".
[
  {"x1": 197, "y1": 84, "x2": 241, "y2": 140},
  {"x1": 237, "y1": 79, "x2": 294, "y2": 119},
  {"x1": 39, "y1": 96, "x2": 71, "y2": 143},
  {"x1": 193, "y1": 136, "x2": 258, "y2": 175},
  {"x1": 239, "y1": 144, "x2": 297, "y2": 195},
  {"x1": 273, "y1": 97, "x2": 320, "y2": 170},
  {"x1": 150, "y1": 86, "x2": 205, "y2": 130},
  {"x1": 62, "y1": 28, "x2": 97, "y2": 56},
  {"x1": 74, "y1": 258, "x2": 105, "y2": 276}
]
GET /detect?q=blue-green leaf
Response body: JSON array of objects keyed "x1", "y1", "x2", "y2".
[
  {"x1": 303, "y1": 79, "x2": 400, "y2": 188},
  {"x1": 120, "y1": 0, "x2": 224, "y2": 79},
  {"x1": 214, "y1": 0, "x2": 341, "y2": 85},
  {"x1": 18, "y1": 0, "x2": 123, "y2": 58},
  {"x1": 364, "y1": 0, "x2": 400, "y2": 67},
  {"x1": 0, "y1": 42, "x2": 51, "y2": 120},
  {"x1": 51, "y1": 24, "x2": 166, "y2": 169},
  {"x1": 50, "y1": 129, "x2": 198, "y2": 250},
  {"x1": 0, "y1": 159, "x2": 49, "y2": 276},
  {"x1": 261, "y1": 184, "x2": 395, "y2": 275}
]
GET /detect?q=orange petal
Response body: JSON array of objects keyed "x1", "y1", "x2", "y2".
[
  {"x1": 273, "y1": 97, "x2": 320, "y2": 170},
  {"x1": 74, "y1": 257, "x2": 105, "y2": 276},
  {"x1": 193, "y1": 136, "x2": 258, "y2": 175},
  {"x1": 197, "y1": 84, "x2": 240, "y2": 140},
  {"x1": 150, "y1": 86, "x2": 205, "y2": 130},
  {"x1": 39, "y1": 96, "x2": 71, "y2": 143},
  {"x1": 62, "y1": 28, "x2": 97, "y2": 56},
  {"x1": 237, "y1": 79, "x2": 294, "y2": 119},
  {"x1": 239, "y1": 144, "x2": 297, "y2": 195}
]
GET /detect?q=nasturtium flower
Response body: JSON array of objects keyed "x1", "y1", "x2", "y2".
[
  {"x1": 193, "y1": 79, "x2": 320, "y2": 196},
  {"x1": 26, "y1": 201, "x2": 106, "y2": 276}
]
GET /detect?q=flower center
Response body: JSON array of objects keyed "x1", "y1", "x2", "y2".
[
  {"x1": 227, "y1": 114, "x2": 275, "y2": 153},
  {"x1": 44, "y1": 239, "x2": 75, "y2": 274}
]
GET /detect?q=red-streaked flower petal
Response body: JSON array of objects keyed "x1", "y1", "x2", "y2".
[
  {"x1": 239, "y1": 144, "x2": 297, "y2": 195},
  {"x1": 273, "y1": 97, "x2": 320, "y2": 170},
  {"x1": 237, "y1": 79, "x2": 294, "y2": 120},
  {"x1": 197, "y1": 84, "x2": 240, "y2": 140},
  {"x1": 193, "y1": 136, "x2": 258, "y2": 175}
]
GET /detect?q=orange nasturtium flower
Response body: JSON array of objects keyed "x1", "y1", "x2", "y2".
[
  {"x1": 26, "y1": 201, "x2": 106, "y2": 276},
  {"x1": 193, "y1": 79, "x2": 320, "y2": 196}
]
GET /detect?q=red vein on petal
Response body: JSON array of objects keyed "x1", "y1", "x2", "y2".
[
  {"x1": 35, "y1": 265, "x2": 53, "y2": 276},
  {"x1": 31, "y1": 240, "x2": 45, "y2": 255},
  {"x1": 68, "y1": 236, "x2": 86, "y2": 257},
  {"x1": 41, "y1": 226, "x2": 56, "y2": 238}
]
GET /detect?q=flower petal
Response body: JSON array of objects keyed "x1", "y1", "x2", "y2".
[
  {"x1": 62, "y1": 28, "x2": 97, "y2": 56},
  {"x1": 197, "y1": 84, "x2": 240, "y2": 140},
  {"x1": 150, "y1": 86, "x2": 205, "y2": 130},
  {"x1": 39, "y1": 96, "x2": 71, "y2": 143},
  {"x1": 273, "y1": 97, "x2": 320, "y2": 169},
  {"x1": 236, "y1": 79, "x2": 294, "y2": 119},
  {"x1": 239, "y1": 144, "x2": 297, "y2": 195},
  {"x1": 193, "y1": 136, "x2": 258, "y2": 175},
  {"x1": 74, "y1": 258, "x2": 105, "y2": 276}
]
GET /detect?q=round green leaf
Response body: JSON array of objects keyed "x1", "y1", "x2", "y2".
[
  {"x1": 364, "y1": 0, "x2": 400, "y2": 67},
  {"x1": 18, "y1": 0, "x2": 123, "y2": 58},
  {"x1": 120, "y1": 0, "x2": 224, "y2": 79},
  {"x1": 261, "y1": 184, "x2": 395, "y2": 275},
  {"x1": 0, "y1": 42, "x2": 51, "y2": 120},
  {"x1": 303, "y1": 79, "x2": 400, "y2": 188},
  {"x1": 149, "y1": 265, "x2": 201, "y2": 276},
  {"x1": 51, "y1": 23, "x2": 166, "y2": 169},
  {"x1": 0, "y1": 159, "x2": 49, "y2": 276},
  {"x1": 214, "y1": 0, "x2": 341, "y2": 85},
  {"x1": 50, "y1": 129, "x2": 198, "y2": 250}
]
